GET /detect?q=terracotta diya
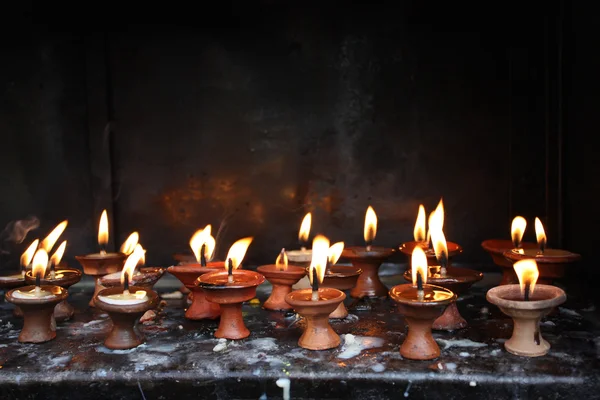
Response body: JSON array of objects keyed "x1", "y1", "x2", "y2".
[
  {"x1": 286, "y1": 212, "x2": 313, "y2": 268},
  {"x1": 25, "y1": 241, "x2": 81, "y2": 321},
  {"x1": 5, "y1": 249, "x2": 68, "y2": 343},
  {"x1": 286, "y1": 235, "x2": 346, "y2": 350},
  {"x1": 481, "y1": 216, "x2": 537, "y2": 284},
  {"x1": 342, "y1": 206, "x2": 395, "y2": 298},
  {"x1": 198, "y1": 237, "x2": 265, "y2": 340},
  {"x1": 403, "y1": 227, "x2": 482, "y2": 330},
  {"x1": 257, "y1": 249, "x2": 306, "y2": 311},
  {"x1": 0, "y1": 238, "x2": 37, "y2": 317},
  {"x1": 102, "y1": 266, "x2": 165, "y2": 290},
  {"x1": 400, "y1": 202, "x2": 462, "y2": 268},
  {"x1": 503, "y1": 218, "x2": 581, "y2": 284},
  {"x1": 75, "y1": 210, "x2": 126, "y2": 306},
  {"x1": 319, "y1": 242, "x2": 361, "y2": 319},
  {"x1": 94, "y1": 246, "x2": 159, "y2": 349},
  {"x1": 487, "y1": 259, "x2": 566, "y2": 357},
  {"x1": 390, "y1": 246, "x2": 456, "y2": 360}
]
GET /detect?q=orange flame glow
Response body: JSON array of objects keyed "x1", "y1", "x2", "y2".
[
  {"x1": 511, "y1": 216, "x2": 527, "y2": 248},
  {"x1": 40, "y1": 220, "x2": 68, "y2": 252},
  {"x1": 98, "y1": 210, "x2": 109, "y2": 246},
  {"x1": 535, "y1": 217, "x2": 546, "y2": 248},
  {"x1": 21, "y1": 239, "x2": 39, "y2": 267},
  {"x1": 189, "y1": 225, "x2": 216, "y2": 263},
  {"x1": 224, "y1": 237, "x2": 253, "y2": 271},
  {"x1": 50, "y1": 240, "x2": 67, "y2": 266},
  {"x1": 135, "y1": 244, "x2": 146, "y2": 266},
  {"x1": 32, "y1": 249, "x2": 49, "y2": 280},
  {"x1": 299, "y1": 213, "x2": 311, "y2": 243},
  {"x1": 414, "y1": 204, "x2": 426, "y2": 242},
  {"x1": 309, "y1": 235, "x2": 330, "y2": 285},
  {"x1": 328, "y1": 242, "x2": 345, "y2": 265},
  {"x1": 364, "y1": 206, "x2": 377, "y2": 243},
  {"x1": 121, "y1": 244, "x2": 145, "y2": 286},
  {"x1": 411, "y1": 246, "x2": 428, "y2": 286},
  {"x1": 275, "y1": 249, "x2": 288, "y2": 271},
  {"x1": 431, "y1": 229, "x2": 448, "y2": 265},
  {"x1": 513, "y1": 259, "x2": 539, "y2": 296},
  {"x1": 120, "y1": 232, "x2": 139, "y2": 255}
]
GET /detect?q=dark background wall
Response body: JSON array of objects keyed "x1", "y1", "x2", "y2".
[{"x1": 1, "y1": 2, "x2": 585, "y2": 278}]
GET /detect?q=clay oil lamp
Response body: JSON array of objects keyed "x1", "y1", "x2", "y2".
[
  {"x1": 168, "y1": 225, "x2": 223, "y2": 320},
  {"x1": 503, "y1": 218, "x2": 581, "y2": 284},
  {"x1": 403, "y1": 226, "x2": 482, "y2": 330},
  {"x1": 286, "y1": 235, "x2": 346, "y2": 350},
  {"x1": 481, "y1": 216, "x2": 537, "y2": 284},
  {"x1": 24, "y1": 240, "x2": 81, "y2": 321},
  {"x1": 198, "y1": 237, "x2": 265, "y2": 339},
  {"x1": 487, "y1": 259, "x2": 566, "y2": 357},
  {"x1": 102, "y1": 234, "x2": 165, "y2": 290},
  {"x1": 5, "y1": 249, "x2": 68, "y2": 343},
  {"x1": 399, "y1": 200, "x2": 463, "y2": 267},
  {"x1": 94, "y1": 245, "x2": 159, "y2": 349},
  {"x1": 75, "y1": 210, "x2": 126, "y2": 306},
  {"x1": 286, "y1": 212, "x2": 313, "y2": 267},
  {"x1": 257, "y1": 249, "x2": 306, "y2": 311},
  {"x1": 0, "y1": 239, "x2": 38, "y2": 311},
  {"x1": 321, "y1": 241, "x2": 361, "y2": 319},
  {"x1": 341, "y1": 206, "x2": 394, "y2": 298},
  {"x1": 390, "y1": 246, "x2": 457, "y2": 360}
]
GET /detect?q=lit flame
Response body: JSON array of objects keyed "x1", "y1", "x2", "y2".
[
  {"x1": 121, "y1": 244, "x2": 145, "y2": 286},
  {"x1": 40, "y1": 220, "x2": 68, "y2": 252},
  {"x1": 135, "y1": 244, "x2": 146, "y2": 266},
  {"x1": 298, "y1": 213, "x2": 311, "y2": 243},
  {"x1": 431, "y1": 229, "x2": 448, "y2": 265},
  {"x1": 513, "y1": 259, "x2": 539, "y2": 296},
  {"x1": 275, "y1": 249, "x2": 288, "y2": 271},
  {"x1": 364, "y1": 206, "x2": 377, "y2": 243},
  {"x1": 224, "y1": 237, "x2": 253, "y2": 271},
  {"x1": 50, "y1": 240, "x2": 67, "y2": 266},
  {"x1": 98, "y1": 210, "x2": 109, "y2": 246},
  {"x1": 411, "y1": 246, "x2": 428, "y2": 286},
  {"x1": 535, "y1": 217, "x2": 546, "y2": 248},
  {"x1": 120, "y1": 232, "x2": 139, "y2": 255},
  {"x1": 511, "y1": 216, "x2": 527, "y2": 248},
  {"x1": 309, "y1": 234, "x2": 329, "y2": 285},
  {"x1": 428, "y1": 199, "x2": 444, "y2": 234},
  {"x1": 189, "y1": 225, "x2": 216, "y2": 263},
  {"x1": 413, "y1": 204, "x2": 426, "y2": 242},
  {"x1": 328, "y1": 242, "x2": 345, "y2": 265},
  {"x1": 32, "y1": 249, "x2": 49, "y2": 280},
  {"x1": 21, "y1": 239, "x2": 39, "y2": 267}
]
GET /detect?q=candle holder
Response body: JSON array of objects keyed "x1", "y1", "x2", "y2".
[
  {"x1": 402, "y1": 266, "x2": 482, "y2": 330},
  {"x1": 285, "y1": 287, "x2": 346, "y2": 350},
  {"x1": 76, "y1": 253, "x2": 126, "y2": 307},
  {"x1": 321, "y1": 266, "x2": 362, "y2": 318},
  {"x1": 256, "y1": 264, "x2": 306, "y2": 311},
  {"x1": 0, "y1": 275, "x2": 26, "y2": 317},
  {"x1": 399, "y1": 241, "x2": 463, "y2": 268},
  {"x1": 24, "y1": 268, "x2": 81, "y2": 321},
  {"x1": 94, "y1": 286, "x2": 160, "y2": 350},
  {"x1": 101, "y1": 267, "x2": 165, "y2": 291},
  {"x1": 286, "y1": 250, "x2": 312, "y2": 268},
  {"x1": 341, "y1": 247, "x2": 395, "y2": 298},
  {"x1": 5, "y1": 285, "x2": 68, "y2": 343},
  {"x1": 389, "y1": 284, "x2": 456, "y2": 360},
  {"x1": 503, "y1": 249, "x2": 581, "y2": 285},
  {"x1": 486, "y1": 284, "x2": 566, "y2": 357},
  {"x1": 198, "y1": 270, "x2": 265, "y2": 340},
  {"x1": 481, "y1": 240, "x2": 537, "y2": 284},
  {"x1": 168, "y1": 263, "x2": 224, "y2": 320}
]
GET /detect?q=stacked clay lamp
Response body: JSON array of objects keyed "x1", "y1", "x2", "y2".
[
  {"x1": 341, "y1": 206, "x2": 395, "y2": 298},
  {"x1": 94, "y1": 245, "x2": 159, "y2": 350},
  {"x1": 6, "y1": 249, "x2": 68, "y2": 343},
  {"x1": 257, "y1": 249, "x2": 306, "y2": 311},
  {"x1": 198, "y1": 237, "x2": 265, "y2": 339},
  {"x1": 487, "y1": 259, "x2": 566, "y2": 357},
  {"x1": 403, "y1": 208, "x2": 482, "y2": 330},
  {"x1": 390, "y1": 246, "x2": 457, "y2": 360},
  {"x1": 503, "y1": 218, "x2": 581, "y2": 285},
  {"x1": 168, "y1": 225, "x2": 223, "y2": 320},
  {"x1": 400, "y1": 201, "x2": 462, "y2": 269},
  {"x1": 75, "y1": 210, "x2": 126, "y2": 306},
  {"x1": 286, "y1": 235, "x2": 346, "y2": 350},
  {"x1": 481, "y1": 216, "x2": 537, "y2": 285},
  {"x1": 321, "y1": 241, "x2": 362, "y2": 319}
]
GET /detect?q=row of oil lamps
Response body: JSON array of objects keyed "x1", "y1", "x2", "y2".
[{"x1": 0, "y1": 200, "x2": 580, "y2": 360}]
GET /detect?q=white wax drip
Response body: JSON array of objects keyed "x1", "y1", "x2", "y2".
[
  {"x1": 12, "y1": 287, "x2": 55, "y2": 299},
  {"x1": 98, "y1": 290, "x2": 148, "y2": 305},
  {"x1": 0, "y1": 274, "x2": 23, "y2": 281},
  {"x1": 276, "y1": 378, "x2": 291, "y2": 400}
]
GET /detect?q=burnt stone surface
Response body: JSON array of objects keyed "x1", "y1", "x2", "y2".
[{"x1": 0, "y1": 269, "x2": 598, "y2": 399}]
